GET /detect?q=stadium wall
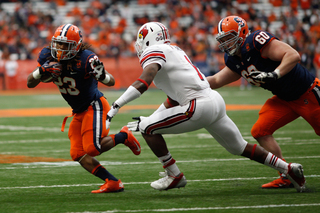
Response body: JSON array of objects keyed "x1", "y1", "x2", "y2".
[{"x1": 0, "y1": 57, "x2": 240, "y2": 91}]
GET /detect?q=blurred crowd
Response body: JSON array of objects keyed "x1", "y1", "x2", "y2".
[{"x1": 1, "y1": 0, "x2": 320, "y2": 77}]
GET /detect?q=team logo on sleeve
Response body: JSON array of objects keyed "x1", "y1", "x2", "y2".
[
  {"x1": 246, "y1": 43, "x2": 250, "y2": 52},
  {"x1": 138, "y1": 26, "x2": 149, "y2": 39}
]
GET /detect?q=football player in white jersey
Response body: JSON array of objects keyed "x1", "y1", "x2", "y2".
[{"x1": 105, "y1": 22, "x2": 305, "y2": 192}]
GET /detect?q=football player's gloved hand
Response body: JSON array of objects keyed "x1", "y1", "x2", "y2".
[
  {"x1": 105, "y1": 103, "x2": 120, "y2": 129},
  {"x1": 39, "y1": 61, "x2": 62, "y2": 78},
  {"x1": 89, "y1": 58, "x2": 106, "y2": 81},
  {"x1": 249, "y1": 70, "x2": 280, "y2": 83},
  {"x1": 127, "y1": 116, "x2": 146, "y2": 132}
]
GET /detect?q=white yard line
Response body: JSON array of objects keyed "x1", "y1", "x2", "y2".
[
  {"x1": 1, "y1": 175, "x2": 319, "y2": 190},
  {"x1": 1, "y1": 155, "x2": 320, "y2": 169},
  {"x1": 68, "y1": 203, "x2": 320, "y2": 213}
]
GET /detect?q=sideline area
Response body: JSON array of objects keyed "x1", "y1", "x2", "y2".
[{"x1": 0, "y1": 104, "x2": 262, "y2": 118}]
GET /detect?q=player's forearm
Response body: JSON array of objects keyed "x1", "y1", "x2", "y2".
[
  {"x1": 27, "y1": 68, "x2": 41, "y2": 88},
  {"x1": 99, "y1": 73, "x2": 115, "y2": 86},
  {"x1": 114, "y1": 85, "x2": 142, "y2": 108}
]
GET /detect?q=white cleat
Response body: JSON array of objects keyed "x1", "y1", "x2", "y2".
[
  {"x1": 286, "y1": 163, "x2": 306, "y2": 192},
  {"x1": 151, "y1": 172, "x2": 187, "y2": 191}
]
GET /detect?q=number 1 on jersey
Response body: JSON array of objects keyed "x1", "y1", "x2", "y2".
[{"x1": 184, "y1": 55, "x2": 204, "y2": 81}]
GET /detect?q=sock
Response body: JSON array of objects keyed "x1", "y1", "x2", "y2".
[
  {"x1": 91, "y1": 164, "x2": 118, "y2": 181},
  {"x1": 264, "y1": 153, "x2": 288, "y2": 174},
  {"x1": 110, "y1": 132, "x2": 127, "y2": 146},
  {"x1": 159, "y1": 152, "x2": 181, "y2": 177}
]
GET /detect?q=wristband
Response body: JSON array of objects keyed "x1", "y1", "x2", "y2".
[
  {"x1": 274, "y1": 69, "x2": 281, "y2": 78},
  {"x1": 137, "y1": 78, "x2": 149, "y2": 88},
  {"x1": 32, "y1": 69, "x2": 41, "y2": 79},
  {"x1": 115, "y1": 85, "x2": 141, "y2": 107},
  {"x1": 102, "y1": 74, "x2": 111, "y2": 84}
]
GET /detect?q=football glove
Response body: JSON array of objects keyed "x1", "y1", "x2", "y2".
[
  {"x1": 249, "y1": 70, "x2": 280, "y2": 83},
  {"x1": 105, "y1": 103, "x2": 120, "y2": 129},
  {"x1": 39, "y1": 61, "x2": 62, "y2": 78},
  {"x1": 127, "y1": 116, "x2": 146, "y2": 132},
  {"x1": 89, "y1": 58, "x2": 106, "y2": 81}
]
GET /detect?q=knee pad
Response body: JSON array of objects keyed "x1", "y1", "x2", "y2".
[
  {"x1": 251, "y1": 122, "x2": 270, "y2": 139},
  {"x1": 83, "y1": 143, "x2": 100, "y2": 157},
  {"x1": 70, "y1": 149, "x2": 86, "y2": 161}
]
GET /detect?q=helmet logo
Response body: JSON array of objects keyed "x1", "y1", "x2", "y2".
[
  {"x1": 138, "y1": 26, "x2": 148, "y2": 39},
  {"x1": 79, "y1": 30, "x2": 83, "y2": 38},
  {"x1": 156, "y1": 32, "x2": 165, "y2": 41},
  {"x1": 234, "y1": 17, "x2": 245, "y2": 27}
]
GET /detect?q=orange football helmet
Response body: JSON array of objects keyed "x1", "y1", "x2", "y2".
[
  {"x1": 216, "y1": 16, "x2": 250, "y2": 56},
  {"x1": 51, "y1": 24, "x2": 83, "y2": 61}
]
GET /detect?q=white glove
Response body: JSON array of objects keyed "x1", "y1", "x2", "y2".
[
  {"x1": 249, "y1": 70, "x2": 280, "y2": 83},
  {"x1": 127, "y1": 116, "x2": 146, "y2": 132},
  {"x1": 105, "y1": 103, "x2": 120, "y2": 129},
  {"x1": 90, "y1": 58, "x2": 105, "y2": 80}
]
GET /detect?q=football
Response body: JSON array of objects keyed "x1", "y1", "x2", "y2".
[
  {"x1": 40, "y1": 61, "x2": 60, "y2": 83},
  {"x1": 40, "y1": 74, "x2": 54, "y2": 83}
]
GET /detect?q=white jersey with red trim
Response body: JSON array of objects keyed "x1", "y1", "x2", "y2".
[
  {"x1": 139, "y1": 44, "x2": 210, "y2": 105},
  {"x1": 137, "y1": 43, "x2": 248, "y2": 155}
]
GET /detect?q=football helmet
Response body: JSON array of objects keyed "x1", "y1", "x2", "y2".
[
  {"x1": 135, "y1": 22, "x2": 170, "y2": 57},
  {"x1": 51, "y1": 24, "x2": 83, "y2": 61},
  {"x1": 216, "y1": 16, "x2": 250, "y2": 56}
]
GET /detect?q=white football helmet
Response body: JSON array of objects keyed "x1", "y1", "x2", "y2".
[{"x1": 135, "y1": 22, "x2": 170, "y2": 57}]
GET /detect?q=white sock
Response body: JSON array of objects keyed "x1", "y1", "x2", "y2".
[
  {"x1": 264, "y1": 153, "x2": 288, "y2": 174},
  {"x1": 158, "y1": 152, "x2": 181, "y2": 177}
]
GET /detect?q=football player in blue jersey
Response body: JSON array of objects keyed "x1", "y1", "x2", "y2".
[
  {"x1": 207, "y1": 16, "x2": 320, "y2": 189},
  {"x1": 27, "y1": 24, "x2": 141, "y2": 193}
]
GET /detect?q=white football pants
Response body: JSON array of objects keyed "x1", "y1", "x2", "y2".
[{"x1": 139, "y1": 90, "x2": 248, "y2": 155}]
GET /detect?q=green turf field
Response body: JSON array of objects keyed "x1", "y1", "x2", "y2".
[{"x1": 0, "y1": 87, "x2": 319, "y2": 213}]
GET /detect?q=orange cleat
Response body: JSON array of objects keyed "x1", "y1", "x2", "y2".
[
  {"x1": 262, "y1": 176, "x2": 294, "y2": 188},
  {"x1": 120, "y1": 126, "x2": 141, "y2": 155},
  {"x1": 91, "y1": 179, "x2": 124, "y2": 193}
]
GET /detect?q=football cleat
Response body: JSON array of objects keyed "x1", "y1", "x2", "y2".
[
  {"x1": 286, "y1": 163, "x2": 306, "y2": 192},
  {"x1": 91, "y1": 179, "x2": 124, "y2": 193},
  {"x1": 261, "y1": 176, "x2": 294, "y2": 188},
  {"x1": 151, "y1": 172, "x2": 187, "y2": 191},
  {"x1": 120, "y1": 126, "x2": 141, "y2": 155}
]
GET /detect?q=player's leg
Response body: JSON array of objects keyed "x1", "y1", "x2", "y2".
[
  {"x1": 68, "y1": 113, "x2": 123, "y2": 193},
  {"x1": 251, "y1": 96, "x2": 299, "y2": 188},
  {"x1": 206, "y1": 113, "x2": 305, "y2": 192},
  {"x1": 139, "y1": 99, "x2": 208, "y2": 190},
  {"x1": 296, "y1": 78, "x2": 320, "y2": 136},
  {"x1": 80, "y1": 98, "x2": 127, "y2": 193},
  {"x1": 94, "y1": 97, "x2": 141, "y2": 155}
]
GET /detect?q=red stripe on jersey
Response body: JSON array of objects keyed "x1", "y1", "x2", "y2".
[
  {"x1": 140, "y1": 52, "x2": 166, "y2": 66},
  {"x1": 184, "y1": 56, "x2": 204, "y2": 80}
]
